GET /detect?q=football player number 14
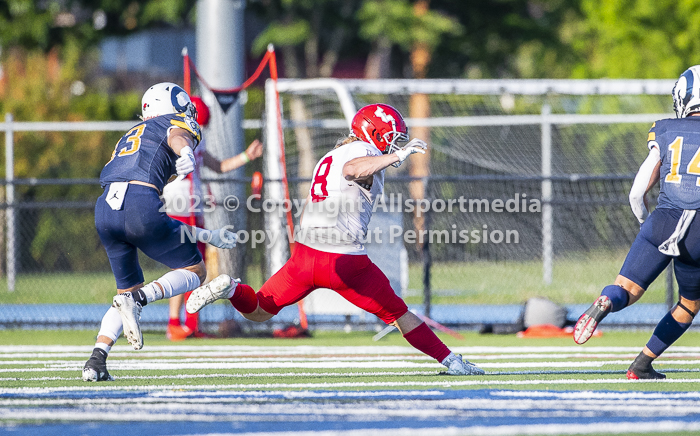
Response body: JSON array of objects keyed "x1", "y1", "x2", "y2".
[
  {"x1": 665, "y1": 136, "x2": 700, "y2": 186},
  {"x1": 311, "y1": 156, "x2": 333, "y2": 202}
]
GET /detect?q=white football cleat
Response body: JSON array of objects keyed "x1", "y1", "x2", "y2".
[
  {"x1": 113, "y1": 293, "x2": 143, "y2": 350},
  {"x1": 186, "y1": 274, "x2": 239, "y2": 314},
  {"x1": 443, "y1": 353, "x2": 485, "y2": 375}
]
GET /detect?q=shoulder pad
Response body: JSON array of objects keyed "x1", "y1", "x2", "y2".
[
  {"x1": 349, "y1": 140, "x2": 381, "y2": 156},
  {"x1": 170, "y1": 113, "x2": 202, "y2": 147}
]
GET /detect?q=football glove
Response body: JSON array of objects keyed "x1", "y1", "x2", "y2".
[
  {"x1": 392, "y1": 138, "x2": 427, "y2": 168},
  {"x1": 176, "y1": 146, "x2": 196, "y2": 177},
  {"x1": 195, "y1": 227, "x2": 237, "y2": 249}
]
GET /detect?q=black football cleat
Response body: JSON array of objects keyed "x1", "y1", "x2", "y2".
[
  {"x1": 627, "y1": 352, "x2": 666, "y2": 380},
  {"x1": 82, "y1": 349, "x2": 114, "y2": 382}
]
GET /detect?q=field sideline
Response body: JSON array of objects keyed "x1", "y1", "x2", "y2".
[
  {"x1": 0, "y1": 251, "x2": 670, "y2": 306},
  {"x1": 1, "y1": 329, "x2": 700, "y2": 435}
]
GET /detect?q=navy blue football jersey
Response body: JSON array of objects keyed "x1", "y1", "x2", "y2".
[
  {"x1": 650, "y1": 117, "x2": 700, "y2": 210},
  {"x1": 100, "y1": 113, "x2": 201, "y2": 191}
]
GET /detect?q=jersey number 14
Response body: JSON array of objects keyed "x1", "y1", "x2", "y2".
[{"x1": 665, "y1": 136, "x2": 700, "y2": 186}]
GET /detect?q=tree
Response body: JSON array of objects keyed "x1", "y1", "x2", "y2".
[
  {"x1": 357, "y1": 0, "x2": 461, "y2": 78},
  {"x1": 0, "y1": 0, "x2": 197, "y2": 52},
  {"x1": 566, "y1": 0, "x2": 700, "y2": 78},
  {"x1": 250, "y1": 0, "x2": 363, "y2": 78}
]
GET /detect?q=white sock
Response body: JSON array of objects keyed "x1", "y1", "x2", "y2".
[
  {"x1": 156, "y1": 269, "x2": 201, "y2": 299},
  {"x1": 226, "y1": 284, "x2": 237, "y2": 299},
  {"x1": 141, "y1": 282, "x2": 164, "y2": 303},
  {"x1": 96, "y1": 306, "x2": 123, "y2": 351},
  {"x1": 94, "y1": 342, "x2": 111, "y2": 354}
]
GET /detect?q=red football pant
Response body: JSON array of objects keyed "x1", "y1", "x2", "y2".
[{"x1": 256, "y1": 243, "x2": 409, "y2": 324}]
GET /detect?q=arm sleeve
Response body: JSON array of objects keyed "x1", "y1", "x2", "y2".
[{"x1": 629, "y1": 146, "x2": 660, "y2": 224}]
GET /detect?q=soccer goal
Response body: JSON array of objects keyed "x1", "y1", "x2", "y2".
[{"x1": 264, "y1": 77, "x2": 677, "y2": 323}]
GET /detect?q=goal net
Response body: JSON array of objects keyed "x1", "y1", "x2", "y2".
[{"x1": 264, "y1": 78, "x2": 676, "y2": 327}]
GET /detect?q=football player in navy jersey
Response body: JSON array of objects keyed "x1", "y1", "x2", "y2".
[
  {"x1": 574, "y1": 66, "x2": 700, "y2": 379},
  {"x1": 82, "y1": 83, "x2": 237, "y2": 382}
]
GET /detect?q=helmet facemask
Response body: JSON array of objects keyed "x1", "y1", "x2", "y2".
[
  {"x1": 185, "y1": 102, "x2": 198, "y2": 122},
  {"x1": 385, "y1": 130, "x2": 409, "y2": 168},
  {"x1": 384, "y1": 130, "x2": 409, "y2": 154}
]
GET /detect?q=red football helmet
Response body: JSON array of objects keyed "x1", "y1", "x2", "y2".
[
  {"x1": 190, "y1": 96, "x2": 210, "y2": 126},
  {"x1": 351, "y1": 104, "x2": 408, "y2": 153}
]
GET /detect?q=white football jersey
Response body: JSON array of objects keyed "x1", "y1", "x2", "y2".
[
  {"x1": 161, "y1": 139, "x2": 206, "y2": 218},
  {"x1": 297, "y1": 141, "x2": 385, "y2": 255}
]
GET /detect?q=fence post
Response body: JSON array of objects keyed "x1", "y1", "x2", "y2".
[
  {"x1": 665, "y1": 262, "x2": 675, "y2": 310},
  {"x1": 422, "y1": 177, "x2": 432, "y2": 319},
  {"x1": 5, "y1": 113, "x2": 15, "y2": 292},
  {"x1": 541, "y1": 104, "x2": 553, "y2": 285}
]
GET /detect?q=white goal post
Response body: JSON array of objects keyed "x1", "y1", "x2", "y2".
[{"x1": 264, "y1": 77, "x2": 676, "y2": 317}]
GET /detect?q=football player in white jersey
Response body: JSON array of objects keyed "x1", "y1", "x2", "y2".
[{"x1": 185, "y1": 104, "x2": 484, "y2": 376}]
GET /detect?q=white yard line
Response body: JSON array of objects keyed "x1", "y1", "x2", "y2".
[
  {"x1": 0, "y1": 357, "x2": 699, "y2": 376},
  {"x1": 2, "y1": 345, "x2": 700, "y2": 354},
  {"x1": 4, "y1": 352, "x2": 700, "y2": 360},
  {"x1": 177, "y1": 420, "x2": 700, "y2": 436}
]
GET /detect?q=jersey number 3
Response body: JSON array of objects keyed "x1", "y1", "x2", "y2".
[
  {"x1": 665, "y1": 136, "x2": 700, "y2": 186},
  {"x1": 311, "y1": 156, "x2": 333, "y2": 202},
  {"x1": 106, "y1": 124, "x2": 146, "y2": 165}
]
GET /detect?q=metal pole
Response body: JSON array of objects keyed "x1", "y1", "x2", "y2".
[
  {"x1": 541, "y1": 104, "x2": 553, "y2": 285},
  {"x1": 196, "y1": 0, "x2": 247, "y2": 279},
  {"x1": 5, "y1": 113, "x2": 15, "y2": 292},
  {"x1": 665, "y1": 261, "x2": 675, "y2": 310},
  {"x1": 422, "y1": 178, "x2": 431, "y2": 319},
  {"x1": 264, "y1": 78, "x2": 289, "y2": 277}
]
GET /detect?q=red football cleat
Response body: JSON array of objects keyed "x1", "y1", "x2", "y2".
[{"x1": 166, "y1": 324, "x2": 193, "y2": 341}]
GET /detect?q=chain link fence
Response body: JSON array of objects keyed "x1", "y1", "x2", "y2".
[
  {"x1": 265, "y1": 79, "x2": 680, "y2": 328},
  {"x1": 0, "y1": 79, "x2": 683, "y2": 329}
]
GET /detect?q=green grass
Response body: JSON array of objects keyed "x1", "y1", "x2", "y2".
[
  {"x1": 0, "y1": 251, "x2": 667, "y2": 305},
  {"x1": 2, "y1": 328, "x2": 700, "y2": 435},
  {"x1": 1, "y1": 329, "x2": 699, "y2": 391},
  {"x1": 408, "y1": 250, "x2": 667, "y2": 305},
  {"x1": 0, "y1": 327, "x2": 685, "y2": 348},
  {"x1": 0, "y1": 327, "x2": 672, "y2": 348}
]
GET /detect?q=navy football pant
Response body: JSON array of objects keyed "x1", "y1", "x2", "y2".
[
  {"x1": 95, "y1": 184, "x2": 202, "y2": 289},
  {"x1": 620, "y1": 207, "x2": 700, "y2": 301}
]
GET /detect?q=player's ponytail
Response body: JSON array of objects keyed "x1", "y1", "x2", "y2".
[{"x1": 334, "y1": 134, "x2": 360, "y2": 149}]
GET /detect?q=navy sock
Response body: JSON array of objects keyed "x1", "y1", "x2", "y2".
[
  {"x1": 646, "y1": 311, "x2": 692, "y2": 356},
  {"x1": 601, "y1": 285, "x2": 629, "y2": 312}
]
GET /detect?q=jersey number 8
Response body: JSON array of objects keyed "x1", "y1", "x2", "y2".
[{"x1": 311, "y1": 156, "x2": 333, "y2": 202}]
